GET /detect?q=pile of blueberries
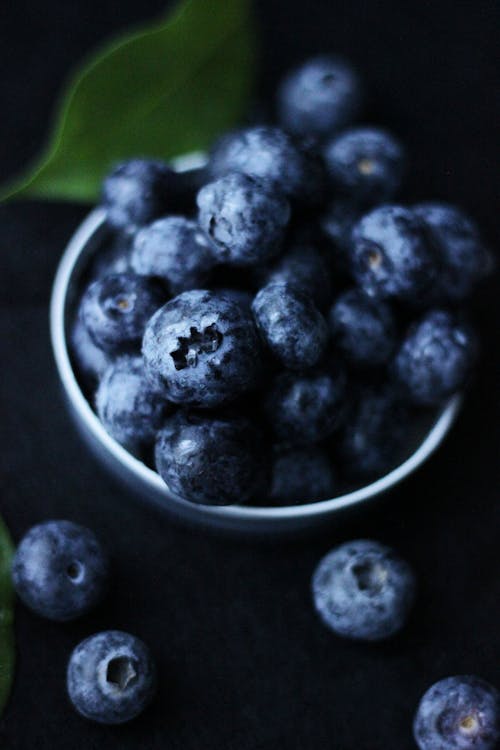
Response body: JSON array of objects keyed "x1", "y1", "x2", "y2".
[{"x1": 71, "y1": 54, "x2": 492, "y2": 508}]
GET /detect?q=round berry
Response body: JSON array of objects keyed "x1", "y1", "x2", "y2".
[
  {"x1": 312, "y1": 539, "x2": 416, "y2": 641},
  {"x1": 252, "y1": 283, "x2": 329, "y2": 371},
  {"x1": 197, "y1": 173, "x2": 290, "y2": 267},
  {"x1": 155, "y1": 411, "x2": 268, "y2": 505},
  {"x1": 96, "y1": 356, "x2": 169, "y2": 452},
  {"x1": 324, "y1": 126, "x2": 405, "y2": 205},
  {"x1": 414, "y1": 202, "x2": 492, "y2": 300},
  {"x1": 265, "y1": 369, "x2": 346, "y2": 446},
  {"x1": 12, "y1": 520, "x2": 108, "y2": 622},
  {"x1": 70, "y1": 317, "x2": 112, "y2": 385},
  {"x1": 101, "y1": 159, "x2": 180, "y2": 231},
  {"x1": 142, "y1": 290, "x2": 263, "y2": 408},
  {"x1": 277, "y1": 55, "x2": 362, "y2": 139},
  {"x1": 131, "y1": 216, "x2": 216, "y2": 295},
  {"x1": 79, "y1": 272, "x2": 166, "y2": 354},
  {"x1": 67, "y1": 631, "x2": 156, "y2": 724},
  {"x1": 350, "y1": 205, "x2": 437, "y2": 302},
  {"x1": 270, "y1": 447, "x2": 336, "y2": 505},
  {"x1": 413, "y1": 676, "x2": 500, "y2": 750},
  {"x1": 393, "y1": 310, "x2": 477, "y2": 406},
  {"x1": 328, "y1": 289, "x2": 396, "y2": 368}
]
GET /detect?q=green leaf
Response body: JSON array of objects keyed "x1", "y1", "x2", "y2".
[
  {"x1": 0, "y1": 515, "x2": 14, "y2": 717},
  {"x1": 1, "y1": 0, "x2": 255, "y2": 203}
]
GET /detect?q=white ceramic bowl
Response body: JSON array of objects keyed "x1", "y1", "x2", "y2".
[{"x1": 50, "y1": 162, "x2": 461, "y2": 535}]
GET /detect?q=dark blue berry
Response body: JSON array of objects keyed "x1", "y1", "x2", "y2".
[
  {"x1": 312, "y1": 539, "x2": 416, "y2": 640},
  {"x1": 252, "y1": 282, "x2": 329, "y2": 370},
  {"x1": 90, "y1": 232, "x2": 133, "y2": 279},
  {"x1": 277, "y1": 56, "x2": 362, "y2": 139},
  {"x1": 321, "y1": 200, "x2": 362, "y2": 271},
  {"x1": 79, "y1": 272, "x2": 165, "y2": 354},
  {"x1": 208, "y1": 126, "x2": 325, "y2": 204},
  {"x1": 329, "y1": 289, "x2": 396, "y2": 368},
  {"x1": 197, "y1": 173, "x2": 290, "y2": 267},
  {"x1": 142, "y1": 290, "x2": 263, "y2": 408},
  {"x1": 67, "y1": 631, "x2": 156, "y2": 724},
  {"x1": 101, "y1": 159, "x2": 180, "y2": 231},
  {"x1": 336, "y1": 386, "x2": 408, "y2": 477},
  {"x1": 413, "y1": 676, "x2": 500, "y2": 750},
  {"x1": 270, "y1": 447, "x2": 336, "y2": 505},
  {"x1": 96, "y1": 356, "x2": 169, "y2": 452},
  {"x1": 155, "y1": 411, "x2": 268, "y2": 505},
  {"x1": 350, "y1": 205, "x2": 437, "y2": 302},
  {"x1": 393, "y1": 310, "x2": 477, "y2": 406},
  {"x1": 264, "y1": 368, "x2": 346, "y2": 446},
  {"x1": 256, "y1": 241, "x2": 333, "y2": 310},
  {"x1": 324, "y1": 126, "x2": 405, "y2": 205},
  {"x1": 131, "y1": 216, "x2": 216, "y2": 295},
  {"x1": 71, "y1": 317, "x2": 112, "y2": 385},
  {"x1": 414, "y1": 202, "x2": 492, "y2": 300},
  {"x1": 12, "y1": 520, "x2": 108, "y2": 622}
]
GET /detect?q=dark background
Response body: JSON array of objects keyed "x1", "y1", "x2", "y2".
[{"x1": 0, "y1": 1, "x2": 499, "y2": 748}]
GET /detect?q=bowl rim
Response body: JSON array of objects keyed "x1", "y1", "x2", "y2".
[{"x1": 50, "y1": 206, "x2": 462, "y2": 522}]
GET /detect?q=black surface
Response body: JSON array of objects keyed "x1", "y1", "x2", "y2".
[{"x1": 1, "y1": 1, "x2": 499, "y2": 748}]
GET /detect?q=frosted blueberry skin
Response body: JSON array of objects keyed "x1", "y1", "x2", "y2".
[
  {"x1": 336, "y1": 386, "x2": 408, "y2": 478},
  {"x1": 350, "y1": 205, "x2": 437, "y2": 302},
  {"x1": 67, "y1": 630, "x2": 156, "y2": 724},
  {"x1": 71, "y1": 317, "x2": 112, "y2": 385},
  {"x1": 413, "y1": 676, "x2": 500, "y2": 750},
  {"x1": 277, "y1": 55, "x2": 363, "y2": 140},
  {"x1": 252, "y1": 282, "x2": 329, "y2": 371},
  {"x1": 142, "y1": 289, "x2": 263, "y2": 408},
  {"x1": 155, "y1": 411, "x2": 268, "y2": 505},
  {"x1": 101, "y1": 158, "x2": 181, "y2": 231},
  {"x1": 312, "y1": 539, "x2": 416, "y2": 641},
  {"x1": 256, "y1": 242, "x2": 333, "y2": 311},
  {"x1": 79, "y1": 272, "x2": 166, "y2": 354},
  {"x1": 328, "y1": 289, "x2": 396, "y2": 368},
  {"x1": 96, "y1": 356, "x2": 169, "y2": 453},
  {"x1": 393, "y1": 310, "x2": 477, "y2": 406},
  {"x1": 197, "y1": 172, "x2": 290, "y2": 267},
  {"x1": 264, "y1": 368, "x2": 346, "y2": 446},
  {"x1": 270, "y1": 447, "x2": 336, "y2": 505},
  {"x1": 131, "y1": 216, "x2": 216, "y2": 295},
  {"x1": 414, "y1": 202, "x2": 492, "y2": 300},
  {"x1": 12, "y1": 520, "x2": 108, "y2": 622},
  {"x1": 324, "y1": 126, "x2": 405, "y2": 206},
  {"x1": 208, "y1": 126, "x2": 326, "y2": 205}
]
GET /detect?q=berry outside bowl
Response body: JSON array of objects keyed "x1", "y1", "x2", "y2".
[{"x1": 50, "y1": 155, "x2": 462, "y2": 536}]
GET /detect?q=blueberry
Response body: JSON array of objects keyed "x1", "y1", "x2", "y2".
[
  {"x1": 270, "y1": 447, "x2": 336, "y2": 505},
  {"x1": 142, "y1": 289, "x2": 263, "y2": 408},
  {"x1": 312, "y1": 539, "x2": 416, "y2": 640},
  {"x1": 67, "y1": 631, "x2": 156, "y2": 724},
  {"x1": 101, "y1": 158, "x2": 180, "y2": 231},
  {"x1": 414, "y1": 202, "x2": 492, "y2": 300},
  {"x1": 413, "y1": 676, "x2": 500, "y2": 750},
  {"x1": 328, "y1": 289, "x2": 396, "y2": 368},
  {"x1": 90, "y1": 232, "x2": 133, "y2": 279},
  {"x1": 96, "y1": 356, "x2": 169, "y2": 452},
  {"x1": 252, "y1": 283, "x2": 329, "y2": 370},
  {"x1": 155, "y1": 411, "x2": 268, "y2": 505},
  {"x1": 324, "y1": 126, "x2": 405, "y2": 205},
  {"x1": 208, "y1": 126, "x2": 325, "y2": 204},
  {"x1": 79, "y1": 272, "x2": 165, "y2": 354},
  {"x1": 336, "y1": 386, "x2": 408, "y2": 477},
  {"x1": 131, "y1": 216, "x2": 216, "y2": 295},
  {"x1": 393, "y1": 310, "x2": 477, "y2": 406},
  {"x1": 350, "y1": 205, "x2": 437, "y2": 302},
  {"x1": 197, "y1": 173, "x2": 290, "y2": 267},
  {"x1": 277, "y1": 55, "x2": 362, "y2": 139},
  {"x1": 321, "y1": 199, "x2": 362, "y2": 271},
  {"x1": 264, "y1": 368, "x2": 346, "y2": 446},
  {"x1": 71, "y1": 317, "x2": 112, "y2": 385},
  {"x1": 256, "y1": 242, "x2": 333, "y2": 310},
  {"x1": 12, "y1": 520, "x2": 108, "y2": 622},
  {"x1": 216, "y1": 288, "x2": 254, "y2": 311}
]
